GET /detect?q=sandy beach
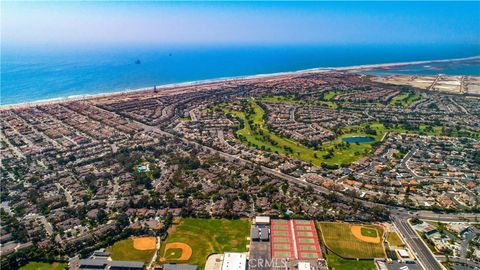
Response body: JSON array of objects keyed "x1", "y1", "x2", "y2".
[{"x1": 1, "y1": 55, "x2": 478, "y2": 110}]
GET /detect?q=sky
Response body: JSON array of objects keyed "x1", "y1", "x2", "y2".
[{"x1": 2, "y1": 1, "x2": 480, "y2": 48}]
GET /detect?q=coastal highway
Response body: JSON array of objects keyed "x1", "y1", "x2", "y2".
[{"x1": 392, "y1": 215, "x2": 444, "y2": 270}]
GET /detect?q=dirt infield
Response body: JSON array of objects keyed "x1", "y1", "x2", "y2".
[
  {"x1": 160, "y1": 242, "x2": 192, "y2": 262},
  {"x1": 132, "y1": 237, "x2": 157, "y2": 250},
  {"x1": 351, "y1": 225, "x2": 381, "y2": 243}
]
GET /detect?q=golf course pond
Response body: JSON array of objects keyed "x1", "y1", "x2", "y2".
[{"x1": 342, "y1": 136, "x2": 375, "y2": 143}]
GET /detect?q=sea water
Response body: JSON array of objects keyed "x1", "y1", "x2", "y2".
[{"x1": 1, "y1": 44, "x2": 479, "y2": 105}]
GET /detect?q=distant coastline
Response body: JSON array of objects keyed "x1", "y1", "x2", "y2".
[{"x1": 1, "y1": 55, "x2": 479, "y2": 109}]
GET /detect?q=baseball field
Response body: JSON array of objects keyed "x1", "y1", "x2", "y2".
[
  {"x1": 158, "y1": 218, "x2": 250, "y2": 269},
  {"x1": 107, "y1": 236, "x2": 158, "y2": 263},
  {"x1": 318, "y1": 222, "x2": 385, "y2": 259}
]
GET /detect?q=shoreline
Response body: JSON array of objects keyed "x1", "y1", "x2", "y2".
[{"x1": 1, "y1": 55, "x2": 479, "y2": 110}]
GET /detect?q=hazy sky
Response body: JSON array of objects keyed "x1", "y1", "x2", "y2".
[{"x1": 2, "y1": 1, "x2": 480, "y2": 48}]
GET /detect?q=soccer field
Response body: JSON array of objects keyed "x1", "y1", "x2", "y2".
[
  {"x1": 318, "y1": 222, "x2": 385, "y2": 259},
  {"x1": 158, "y1": 218, "x2": 250, "y2": 269}
]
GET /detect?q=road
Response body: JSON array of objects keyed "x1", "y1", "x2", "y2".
[
  {"x1": 55, "y1": 183, "x2": 74, "y2": 208},
  {"x1": 26, "y1": 213, "x2": 54, "y2": 235},
  {"x1": 392, "y1": 215, "x2": 444, "y2": 270},
  {"x1": 401, "y1": 149, "x2": 420, "y2": 178},
  {"x1": 435, "y1": 255, "x2": 480, "y2": 269},
  {"x1": 429, "y1": 74, "x2": 441, "y2": 91}
]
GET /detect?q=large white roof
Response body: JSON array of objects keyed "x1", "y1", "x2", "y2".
[
  {"x1": 397, "y1": 249, "x2": 409, "y2": 258},
  {"x1": 298, "y1": 262, "x2": 310, "y2": 270},
  {"x1": 221, "y1": 252, "x2": 246, "y2": 270},
  {"x1": 255, "y1": 216, "x2": 270, "y2": 224}
]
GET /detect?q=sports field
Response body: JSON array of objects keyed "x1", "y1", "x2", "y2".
[
  {"x1": 158, "y1": 218, "x2": 250, "y2": 269},
  {"x1": 20, "y1": 262, "x2": 67, "y2": 270},
  {"x1": 107, "y1": 237, "x2": 157, "y2": 263},
  {"x1": 318, "y1": 222, "x2": 385, "y2": 259},
  {"x1": 325, "y1": 253, "x2": 375, "y2": 270}
]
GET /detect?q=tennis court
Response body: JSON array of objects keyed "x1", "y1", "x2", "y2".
[
  {"x1": 270, "y1": 219, "x2": 323, "y2": 260},
  {"x1": 270, "y1": 219, "x2": 295, "y2": 259},
  {"x1": 293, "y1": 220, "x2": 323, "y2": 260}
]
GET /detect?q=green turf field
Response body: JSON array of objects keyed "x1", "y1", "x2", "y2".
[
  {"x1": 325, "y1": 253, "x2": 375, "y2": 270},
  {"x1": 389, "y1": 92, "x2": 421, "y2": 107},
  {"x1": 361, "y1": 227, "x2": 378, "y2": 238},
  {"x1": 318, "y1": 222, "x2": 385, "y2": 259},
  {"x1": 165, "y1": 248, "x2": 183, "y2": 260},
  {"x1": 387, "y1": 232, "x2": 405, "y2": 247},
  {"x1": 20, "y1": 262, "x2": 67, "y2": 270},
  {"x1": 224, "y1": 99, "x2": 380, "y2": 166},
  {"x1": 158, "y1": 218, "x2": 250, "y2": 269},
  {"x1": 107, "y1": 238, "x2": 156, "y2": 263}
]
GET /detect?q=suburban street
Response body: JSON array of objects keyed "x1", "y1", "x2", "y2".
[{"x1": 392, "y1": 214, "x2": 444, "y2": 270}]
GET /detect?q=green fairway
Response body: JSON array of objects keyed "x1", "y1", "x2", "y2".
[
  {"x1": 318, "y1": 222, "x2": 385, "y2": 259},
  {"x1": 389, "y1": 92, "x2": 421, "y2": 107},
  {"x1": 260, "y1": 95, "x2": 338, "y2": 108},
  {"x1": 217, "y1": 98, "x2": 480, "y2": 167},
  {"x1": 225, "y1": 99, "x2": 379, "y2": 166},
  {"x1": 20, "y1": 262, "x2": 67, "y2": 270},
  {"x1": 323, "y1": 90, "x2": 346, "y2": 101},
  {"x1": 325, "y1": 253, "x2": 375, "y2": 270},
  {"x1": 107, "y1": 238, "x2": 156, "y2": 263},
  {"x1": 159, "y1": 218, "x2": 250, "y2": 269}
]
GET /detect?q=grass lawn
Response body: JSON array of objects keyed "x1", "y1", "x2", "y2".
[
  {"x1": 217, "y1": 98, "x2": 480, "y2": 167},
  {"x1": 323, "y1": 90, "x2": 343, "y2": 100},
  {"x1": 159, "y1": 218, "x2": 250, "y2": 269},
  {"x1": 260, "y1": 94, "x2": 339, "y2": 109},
  {"x1": 361, "y1": 227, "x2": 378, "y2": 238},
  {"x1": 387, "y1": 232, "x2": 405, "y2": 247},
  {"x1": 325, "y1": 253, "x2": 375, "y2": 270},
  {"x1": 107, "y1": 237, "x2": 156, "y2": 263},
  {"x1": 20, "y1": 262, "x2": 67, "y2": 270},
  {"x1": 165, "y1": 248, "x2": 184, "y2": 260},
  {"x1": 225, "y1": 99, "x2": 379, "y2": 166},
  {"x1": 389, "y1": 92, "x2": 421, "y2": 107},
  {"x1": 318, "y1": 222, "x2": 385, "y2": 259}
]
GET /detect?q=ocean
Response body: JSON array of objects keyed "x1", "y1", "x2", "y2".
[{"x1": 1, "y1": 44, "x2": 480, "y2": 105}]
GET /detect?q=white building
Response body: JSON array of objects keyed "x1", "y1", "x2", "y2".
[
  {"x1": 254, "y1": 216, "x2": 270, "y2": 225},
  {"x1": 221, "y1": 252, "x2": 247, "y2": 270},
  {"x1": 297, "y1": 262, "x2": 311, "y2": 270}
]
